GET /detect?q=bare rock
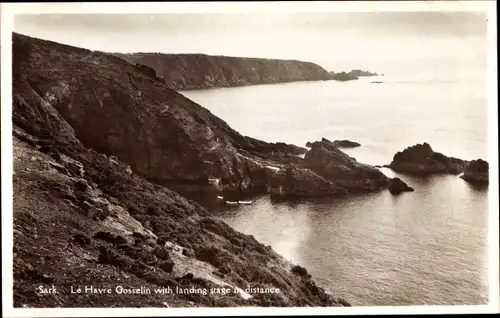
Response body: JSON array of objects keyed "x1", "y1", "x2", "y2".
[
  {"x1": 387, "y1": 143, "x2": 468, "y2": 175},
  {"x1": 388, "y1": 177, "x2": 414, "y2": 195},
  {"x1": 461, "y1": 159, "x2": 489, "y2": 184},
  {"x1": 332, "y1": 139, "x2": 361, "y2": 148},
  {"x1": 159, "y1": 260, "x2": 175, "y2": 273},
  {"x1": 303, "y1": 139, "x2": 389, "y2": 192}
]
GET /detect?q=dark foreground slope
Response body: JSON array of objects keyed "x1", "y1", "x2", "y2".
[
  {"x1": 13, "y1": 130, "x2": 346, "y2": 308},
  {"x1": 112, "y1": 52, "x2": 331, "y2": 90},
  {"x1": 12, "y1": 33, "x2": 348, "y2": 307}
]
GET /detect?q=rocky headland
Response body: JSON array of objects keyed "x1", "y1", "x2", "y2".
[
  {"x1": 11, "y1": 32, "x2": 409, "y2": 307},
  {"x1": 112, "y1": 53, "x2": 379, "y2": 87},
  {"x1": 112, "y1": 52, "x2": 331, "y2": 90},
  {"x1": 388, "y1": 178, "x2": 415, "y2": 195}
]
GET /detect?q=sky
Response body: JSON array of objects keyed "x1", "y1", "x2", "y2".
[{"x1": 14, "y1": 12, "x2": 488, "y2": 76}]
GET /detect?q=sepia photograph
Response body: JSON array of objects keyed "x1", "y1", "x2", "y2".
[{"x1": 1, "y1": 1, "x2": 498, "y2": 316}]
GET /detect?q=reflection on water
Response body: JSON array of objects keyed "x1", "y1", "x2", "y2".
[{"x1": 211, "y1": 173, "x2": 488, "y2": 306}]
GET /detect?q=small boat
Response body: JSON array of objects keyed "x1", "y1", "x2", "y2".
[
  {"x1": 216, "y1": 196, "x2": 224, "y2": 200},
  {"x1": 238, "y1": 201, "x2": 253, "y2": 205},
  {"x1": 371, "y1": 81, "x2": 383, "y2": 84},
  {"x1": 225, "y1": 201, "x2": 239, "y2": 206}
]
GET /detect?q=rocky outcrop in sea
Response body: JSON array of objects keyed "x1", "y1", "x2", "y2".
[
  {"x1": 386, "y1": 143, "x2": 469, "y2": 175},
  {"x1": 461, "y1": 159, "x2": 489, "y2": 184},
  {"x1": 332, "y1": 139, "x2": 361, "y2": 148},
  {"x1": 386, "y1": 143, "x2": 489, "y2": 187}
]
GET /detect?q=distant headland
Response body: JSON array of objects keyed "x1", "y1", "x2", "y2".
[
  {"x1": 328, "y1": 69, "x2": 381, "y2": 82},
  {"x1": 112, "y1": 52, "x2": 381, "y2": 89}
]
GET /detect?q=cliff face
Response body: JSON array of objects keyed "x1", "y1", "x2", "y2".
[
  {"x1": 112, "y1": 53, "x2": 331, "y2": 90},
  {"x1": 12, "y1": 33, "x2": 347, "y2": 307},
  {"x1": 387, "y1": 143, "x2": 489, "y2": 187}
]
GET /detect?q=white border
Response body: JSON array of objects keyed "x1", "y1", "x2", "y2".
[
  {"x1": 0, "y1": 1, "x2": 497, "y2": 13},
  {"x1": 1, "y1": 2, "x2": 498, "y2": 317},
  {"x1": 486, "y1": 2, "x2": 500, "y2": 315}
]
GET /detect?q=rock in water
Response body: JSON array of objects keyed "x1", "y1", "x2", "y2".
[
  {"x1": 387, "y1": 142, "x2": 468, "y2": 175},
  {"x1": 306, "y1": 138, "x2": 361, "y2": 148},
  {"x1": 388, "y1": 177, "x2": 414, "y2": 194},
  {"x1": 332, "y1": 140, "x2": 361, "y2": 148},
  {"x1": 461, "y1": 159, "x2": 489, "y2": 184}
]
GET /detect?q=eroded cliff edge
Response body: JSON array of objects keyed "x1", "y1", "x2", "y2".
[{"x1": 112, "y1": 52, "x2": 331, "y2": 90}]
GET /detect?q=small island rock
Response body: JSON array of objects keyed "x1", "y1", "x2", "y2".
[
  {"x1": 387, "y1": 142, "x2": 468, "y2": 175},
  {"x1": 332, "y1": 140, "x2": 361, "y2": 148},
  {"x1": 388, "y1": 177, "x2": 415, "y2": 194}
]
